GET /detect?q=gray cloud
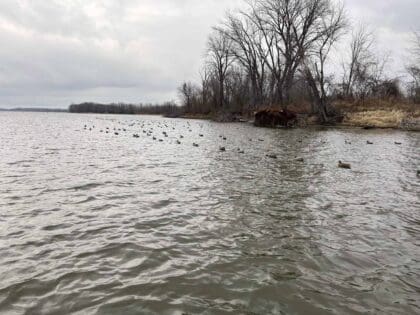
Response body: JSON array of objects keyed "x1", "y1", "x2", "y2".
[{"x1": 0, "y1": 0, "x2": 418, "y2": 108}]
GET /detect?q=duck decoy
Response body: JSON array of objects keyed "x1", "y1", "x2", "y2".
[{"x1": 338, "y1": 161, "x2": 351, "y2": 169}]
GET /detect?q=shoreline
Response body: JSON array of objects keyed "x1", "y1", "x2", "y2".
[{"x1": 176, "y1": 111, "x2": 420, "y2": 132}]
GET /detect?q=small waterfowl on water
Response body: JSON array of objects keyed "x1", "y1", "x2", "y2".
[
  {"x1": 193, "y1": 143, "x2": 199, "y2": 147},
  {"x1": 345, "y1": 140, "x2": 351, "y2": 145},
  {"x1": 367, "y1": 141, "x2": 374, "y2": 145},
  {"x1": 295, "y1": 157, "x2": 304, "y2": 162},
  {"x1": 395, "y1": 142, "x2": 402, "y2": 145},
  {"x1": 338, "y1": 161, "x2": 351, "y2": 169},
  {"x1": 176, "y1": 140, "x2": 181, "y2": 144},
  {"x1": 219, "y1": 146, "x2": 226, "y2": 152},
  {"x1": 266, "y1": 153, "x2": 277, "y2": 159}
]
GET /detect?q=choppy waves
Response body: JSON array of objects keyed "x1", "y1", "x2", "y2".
[{"x1": 0, "y1": 112, "x2": 419, "y2": 314}]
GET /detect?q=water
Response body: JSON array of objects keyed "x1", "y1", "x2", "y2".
[{"x1": 0, "y1": 112, "x2": 419, "y2": 315}]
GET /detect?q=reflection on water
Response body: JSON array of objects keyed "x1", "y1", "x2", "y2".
[{"x1": 0, "y1": 112, "x2": 419, "y2": 314}]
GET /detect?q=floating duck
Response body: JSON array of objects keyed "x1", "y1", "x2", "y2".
[
  {"x1": 219, "y1": 147, "x2": 226, "y2": 152},
  {"x1": 266, "y1": 154, "x2": 277, "y2": 159},
  {"x1": 395, "y1": 142, "x2": 402, "y2": 145},
  {"x1": 193, "y1": 143, "x2": 199, "y2": 147},
  {"x1": 338, "y1": 161, "x2": 351, "y2": 169},
  {"x1": 367, "y1": 141, "x2": 373, "y2": 145}
]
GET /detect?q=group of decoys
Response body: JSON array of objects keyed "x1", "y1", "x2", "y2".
[
  {"x1": 340, "y1": 139, "x2": 407, "y2": 170},
  {"x1": 83, "y1": 121, "x2": 416, "y2": 173}
]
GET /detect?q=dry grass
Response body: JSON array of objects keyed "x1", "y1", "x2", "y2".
[
  {"x1": 343, "y1": 110, "x2": 409, "y2": 128},
  {"x1": 333, "y1": 98, "x2": 420, "y2": 116},
  {"x1": 334, "y1": 98, "x2": 420, "y2": 128}
]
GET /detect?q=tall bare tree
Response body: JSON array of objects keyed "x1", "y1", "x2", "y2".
[
  {"x1": 206, "y1": 30, "x2": 235, "y2": 109},
  {"x1": 406, "y1": 31, "x2": 420, "y2": 102},
  {"x1": 251, "y1": 0, "x2": 338, "y2": 107},
  {"x1": 218, "y1": 12, "x2": 267, "y2": 109},
  {"x1": 302, "y1": 2, "x2": 346, "y2": 123},
  {"x1": 341, "y1": 25, "x2": 375, "y2": 99}
]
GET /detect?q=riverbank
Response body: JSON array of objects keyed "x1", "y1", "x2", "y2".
[{"x1": 178, "y1": 99, "x2": 420, "y2": 131}]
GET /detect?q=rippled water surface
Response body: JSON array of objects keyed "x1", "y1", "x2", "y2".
[{"x1": 0, "y1": 112, "x2": 419, "y2": 315}]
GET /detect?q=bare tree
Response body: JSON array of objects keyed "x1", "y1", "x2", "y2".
[
  {"x1": 341, "y1": 25, "x2": 375, "y2": 99},
  {"x1": 250, "y1": 0, "x2": 339, "y2": 107},
  {"x1": 218, "y1": 12, "x2": 267, "y2": 109},
  {"x1": 302, "y1": 2, "x2": 346, "y2": 123},
  {"x1": 406, "y1": 31, "x2": 420, "y2": 102},
  {"x1": 178, "y1": 82, "x2": 195, "y2": 112},
  {"x1": 206, "y1": 30, "x2": 235, "y2": 109}
]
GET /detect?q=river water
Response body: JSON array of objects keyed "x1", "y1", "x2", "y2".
[{"x1": 0, "y1": 112, "x2": 419, "y2": 315}]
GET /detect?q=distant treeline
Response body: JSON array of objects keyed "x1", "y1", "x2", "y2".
[
  {"x1": 0, "y1": 107, "x2": 68, "y2": 113},
  {"x1": 69, "y1": 102, "x2": 183, "y2": 117}
]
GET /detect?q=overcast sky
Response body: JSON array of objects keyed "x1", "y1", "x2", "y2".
[{"x1": 0, "y1": 0, "x2": 418, "y2": 108}]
